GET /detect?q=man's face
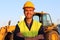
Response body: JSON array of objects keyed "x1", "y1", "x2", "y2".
[{"x1": 24, "y1": 7, "x2": 34, "y2": 19}]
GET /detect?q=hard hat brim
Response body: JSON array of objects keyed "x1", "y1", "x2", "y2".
[{"x1": 23, "y1": 7, "x2": 35, "y2": 10}]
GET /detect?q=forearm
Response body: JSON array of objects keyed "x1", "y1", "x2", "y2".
[
  {"x1": 16, "y1": 32, "x2": 24, "y2": 37},
  {"x1": 36, "y1": 34, "x2": 44, "y2": 39}
]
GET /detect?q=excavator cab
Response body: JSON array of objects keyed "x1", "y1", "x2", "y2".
[{"x1": 33, "y1": 12, "x2": 52, "y2": 27}]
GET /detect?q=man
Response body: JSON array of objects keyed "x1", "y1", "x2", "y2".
[{"x1": 13, "y1": 1, "x2": 42, "y2": 40}]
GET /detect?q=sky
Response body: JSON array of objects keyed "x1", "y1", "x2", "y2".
[{"x1": 0, "y1": 0, "x2": 60, "y2": 27}]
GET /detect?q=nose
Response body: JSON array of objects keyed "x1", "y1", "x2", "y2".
[{"x1": 27, "y1": 11, "x2": 31, "y2": 14}]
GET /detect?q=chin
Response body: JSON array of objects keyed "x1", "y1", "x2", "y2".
[{"x1": 26, "y1": 17, "x2": 32, "y2": 19}]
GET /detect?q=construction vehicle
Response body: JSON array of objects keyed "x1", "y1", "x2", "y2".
[
  {"x1": 0, "y1": 11, "x2": 59, "y2": 40},
  {"x1": 0, "y1": 21, "x2": 15, "y2": 40},
  {"x1": 33, "y1": 11, "x2": 59, "y2": 40}
]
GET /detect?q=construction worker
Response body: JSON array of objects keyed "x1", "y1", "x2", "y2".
[{"x1": 13, "y1": 1, "x2": 42, "y2": 40}]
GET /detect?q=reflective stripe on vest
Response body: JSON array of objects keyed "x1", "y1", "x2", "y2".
[{"x1": 18, "y1": 20, "x2": 42, "y2": 37}]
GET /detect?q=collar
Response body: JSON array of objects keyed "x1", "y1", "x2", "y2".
[{"x1": 24, "y1": 18, "x2": 33, "y2": 30}]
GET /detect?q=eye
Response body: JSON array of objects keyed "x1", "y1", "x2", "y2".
[{"x1": 30, "y1": 10, "x2": 33, "y2": 11}]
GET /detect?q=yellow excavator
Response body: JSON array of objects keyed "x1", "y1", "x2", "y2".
[{"x1": 0, "y1": 11, "x2": 59, "y2": 40}]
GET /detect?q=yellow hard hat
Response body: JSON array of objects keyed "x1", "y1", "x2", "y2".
[{"x1": 23, "y1": 1, "x2": 35, "y2": 9}]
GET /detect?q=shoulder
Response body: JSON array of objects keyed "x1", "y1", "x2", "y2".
[
  {"x1": 33, "y1": 20, "x2": 41, "y2": 24},
  {"x1": 17, "y1": 20, "x2": 25, "y2": 27},
  {"x1": 33, "y1": 20, "x2": 42, "y2": 25},
  {"x1": 18, "y1": 20, "x2": 24, "y2": 25}
]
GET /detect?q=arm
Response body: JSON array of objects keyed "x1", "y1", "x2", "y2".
[
  {"x1": 13, "y1": 24, "x2": 24, "y2": 40},
  {"x1": 37, "y1": 26, "x2": 44, "y2": 39},
  {"x1": 13, "y1": 24, "x2": 20, "y2": 35},
  {"x1": 38, "y1": 26, "x2": 44, "y2": 34},
  {"x1": 15, "y1": 24, "x2": 24, "y2": 37}
]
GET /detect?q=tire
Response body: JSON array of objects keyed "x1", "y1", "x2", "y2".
[
  {"x1": 4, "y1": 32, "x2": 13, "y2": 40},
  {"x1": 45, "y1": 31, "x2": 59, "y2": 40}
]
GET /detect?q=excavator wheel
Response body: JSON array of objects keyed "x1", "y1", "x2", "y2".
[{"x1": 45, "y1": 31, "x2": 59, "y2": 40}]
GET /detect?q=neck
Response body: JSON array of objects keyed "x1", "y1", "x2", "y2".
[{"x1": 26, "y1": 18, "x2": 32, "y2": 24}]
